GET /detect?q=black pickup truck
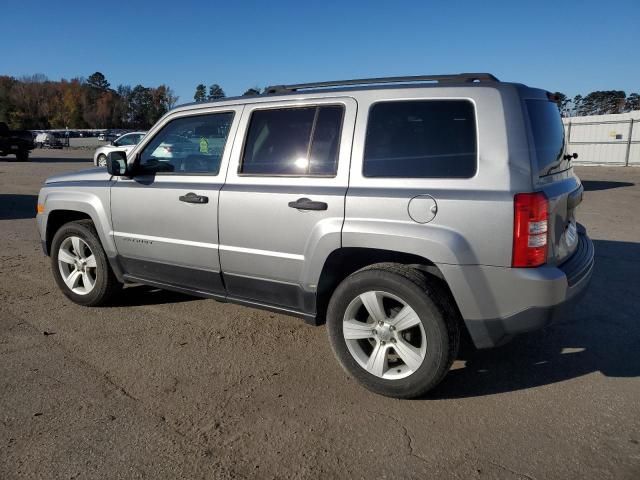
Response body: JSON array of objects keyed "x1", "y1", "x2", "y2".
[{"x1": 0, "y1": 122, "x2": 34, "y2": 161}]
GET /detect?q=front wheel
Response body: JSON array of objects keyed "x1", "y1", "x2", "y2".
[
  {"x1": 97, "y1": 154, "x2": 107, "y2": 167},
  {"x1": 51, "y1": 220, "x2": 121, "y2": 306},
  {"x1": 327, "y1": 263, "x2": 459, "y2": 398}
]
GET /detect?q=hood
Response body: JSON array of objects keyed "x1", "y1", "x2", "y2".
[{"x1": 45, "y1": 167, "x2": 112, "y2": 184}]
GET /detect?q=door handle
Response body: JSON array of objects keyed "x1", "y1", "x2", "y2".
[
  {"x1": 288, "y1": 197, "x2": 328, "y2": 211},
  {"x1": 179, "y1": 192, "x2": 209, "y2": 204}
]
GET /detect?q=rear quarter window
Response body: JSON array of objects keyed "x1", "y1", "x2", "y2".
[
  {"x1": 363, "y1": 100, "x2": 477, "y2": 178},
  {"x1": 526, "y1": 99, "x2": 566, "y2": 176}
]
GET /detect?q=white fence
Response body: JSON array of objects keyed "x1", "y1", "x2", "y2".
[{"x1": 563, "y1": 111, "x2": 640, "y2": 166}]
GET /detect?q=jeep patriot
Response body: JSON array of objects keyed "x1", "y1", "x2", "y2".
[{"x1": 36, "y1": 73, "x2": 594, "y2": 398}]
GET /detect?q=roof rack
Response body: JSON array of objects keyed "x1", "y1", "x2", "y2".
[{"x1": 264, "y1": 73, "x2": 499, "y2": 94}]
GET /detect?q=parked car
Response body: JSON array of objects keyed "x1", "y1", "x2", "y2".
[
  {"x1": 0, "y1": 122, "x2": 34, "y2": 161},
  {"x1": 36, "y1": 73, "x2": 594, "y2": 398},
  {"x1": 34, "y1": 132, "x2": 63, "y2": 149},
  {"x1": 93, "y1": 132, "x2": 146, "y2": 166},
  {"x1": 148, "y1": 134, "x2": 198, "y2": 160}
]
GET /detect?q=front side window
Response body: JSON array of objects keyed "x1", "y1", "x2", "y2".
[
  {"x1": 240, "y1": 105, "x2": 344, "y2": 176},
  {"x1": 363, "y1": 100, "x2": 477, "y2": 178},
  {"x1": 138, "y1": 112, "x2": 234, "y2": 174}
]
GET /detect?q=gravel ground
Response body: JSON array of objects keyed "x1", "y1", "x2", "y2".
[{"x1": 1, "y1": 149, "x2": 639, "y2": 479}]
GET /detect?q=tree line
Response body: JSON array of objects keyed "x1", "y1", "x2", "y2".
[
  {"x1": 553, "y1": 90, "x2": 639, "y2": 117},
  {"x1": 2, "y1": 72, "x2": 637, "y2": 129},
  {"x1": 0, "y1": 72, "x2": 178, "y2": 130},
  {"x1": 192, "y1": 83, "x2": 261, "y2": 102},
  {"x1": 193, "y1": 84, "x2": 640, "y2": 118}
]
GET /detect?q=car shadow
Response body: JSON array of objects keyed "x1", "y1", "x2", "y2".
[
  {"x1": 108, "y1": 285, "x2": 198, "y2": 307},
  {"x1": 581, "y1": 180, "x2": 634, "y2": 191},
  {"x1": 431, "y1": 239, "x2": 640, "y2": 399},
  {"x1": 0, "y1": 194, "x2": 38, "y2": 220}
]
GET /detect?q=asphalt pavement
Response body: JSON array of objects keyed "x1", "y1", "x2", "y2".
[{"x1": 1, "y1": 149, "x2": 639, "y2": 479}]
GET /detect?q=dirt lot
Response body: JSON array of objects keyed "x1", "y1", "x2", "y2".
[{"x1": 1, "y1": 150, "x2": 639, "y2": 479}]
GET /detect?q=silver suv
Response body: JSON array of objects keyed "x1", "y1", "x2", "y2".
[{"x1": 36, "y1": 73, "x2": 594, "y2": 398}]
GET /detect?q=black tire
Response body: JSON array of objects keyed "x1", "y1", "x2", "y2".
[
  {"x1": 15, "y1": 150, "x2": 29, "y2": 162},
  {"x1": 327, "y1": 263, "x2": 459, "y2": 399},
  {"x1": 50, "y1": 220, "x2": 121, "y2": 306}
]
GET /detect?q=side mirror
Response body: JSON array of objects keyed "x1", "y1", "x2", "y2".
[{"x1": 106, "y1": 151, "x2": 130, "y2": 176}]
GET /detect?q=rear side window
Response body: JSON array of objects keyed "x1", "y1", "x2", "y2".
[
  {"x1": 114, "y1": 133, "x2": 142, "y2": 146},
  {"x1": 526, "y1": 100, "x2": 566, "y2": 176},
  {"x1": 241, "y1": 105, "x2": 344, "y2": 176},
  {"x1": 363, "y1": 100, "x2": 477, "y2": 178}
]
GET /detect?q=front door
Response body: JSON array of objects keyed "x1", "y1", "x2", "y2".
[
  {"x1": 110, "y1": 107, "x2": 241, "y2": 296},
  {"x1": 219, "y1": 98, "x2": 356, "y2": 314}
]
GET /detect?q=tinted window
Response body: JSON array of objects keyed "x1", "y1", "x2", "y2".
[
  {"x1": 309, "y1": 106, "x2": 344, "y2": 175},
  {"x1": 241, "y1": 105, "x2": 344, "y2": 175},
  {"x1": 139, "y1": 112, "x2": 233, "y2": 174},
  {"x1": 526, "y1": 100, "x2": 566, "y2": 176},
  {"x1": 363, "y1": 100, "x2": 477, "y2": 178}
]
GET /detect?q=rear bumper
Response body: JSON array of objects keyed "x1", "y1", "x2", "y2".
[{"x1": 439, "y1": 227, "x2": 595, "y2": 348}]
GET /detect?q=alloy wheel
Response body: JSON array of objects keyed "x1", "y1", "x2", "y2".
[
  {"x1": 57, "y1": 236, "x2": 97, "y2": 295},
  {"x1": 342, "y1": 290, "x2": 427, "y2": 380}
]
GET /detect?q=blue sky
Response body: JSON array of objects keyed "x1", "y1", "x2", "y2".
[{"x1": 2, "y1": 0, "x2": 638, "y2": 104}]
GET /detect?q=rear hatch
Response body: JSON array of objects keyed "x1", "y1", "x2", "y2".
[{"x1": 525, "y1": 97, "x2": 582, "y2": 265}]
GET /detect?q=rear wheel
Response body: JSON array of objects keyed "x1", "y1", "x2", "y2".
[
  {"x1": 51, "y1": 220, "x2": 121, "y2": 306},
  {"x1": 97, "y1": 154, "x2": 107, "y2": 167},
  {"x1": 327, "y1": 263, "x2": 459, "y2": 398}
]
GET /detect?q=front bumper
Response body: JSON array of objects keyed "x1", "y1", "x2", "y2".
[{"x1": 440, "y1": 227, "x2": 595, "y2": 348}]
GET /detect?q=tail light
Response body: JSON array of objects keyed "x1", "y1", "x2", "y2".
[{"x1": 512, "y1": 192, "x2": 549, "y2": 267}]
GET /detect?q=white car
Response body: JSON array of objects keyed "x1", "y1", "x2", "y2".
[
  {"x1": 148, "y1": 134, "x2": 198, "y2": 160},
  {"x1": 93, "y1": 132, "x2": 146, "y2": 166}
]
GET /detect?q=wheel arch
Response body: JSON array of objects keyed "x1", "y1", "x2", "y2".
[
  {"x1": 315, "y1": 247, "x2": 457, "y2": 321},
  {"x1": 42, "y1": 192, "x2": 116, "y2": 258},
  {"x1": 45, "y1": 209, "x2": 93, "y2": 255}
]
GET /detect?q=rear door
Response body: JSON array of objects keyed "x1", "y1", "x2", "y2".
[
  {"x1": 218, "y1": 97, "x2": 356, "y2": 314},
  {"x1": 526, "y1": 97, "x2": 582, "y2": 264}
]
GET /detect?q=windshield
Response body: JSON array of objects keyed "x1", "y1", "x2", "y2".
[{"x1": 526, "y1": 100, "x2": 566, "y2": 176}]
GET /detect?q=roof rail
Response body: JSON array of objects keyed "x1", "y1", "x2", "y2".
[{"x1": 264, "y1": 73, "x2": 499, "y2": 94}]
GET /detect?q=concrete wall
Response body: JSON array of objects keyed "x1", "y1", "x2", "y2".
[{"x1": 563, "y1": 111, "x2": 640, "y2": 166}]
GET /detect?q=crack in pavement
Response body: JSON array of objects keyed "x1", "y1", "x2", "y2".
[
  {"x1": 1, "y1": 306, "x2": 219, "y2": 453},
  {"x1": 102, "y1": 372, "x2": 140, "y2": 402},
  {"x1": 366, "y1": 409, "x2": 432, "y2": 467},
  {"x1": 488, "y1": 459, "x2": 537, "y2": 480},
  {"x1": 368, "y1": 409, "x2": 540, "y2": 479}
]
